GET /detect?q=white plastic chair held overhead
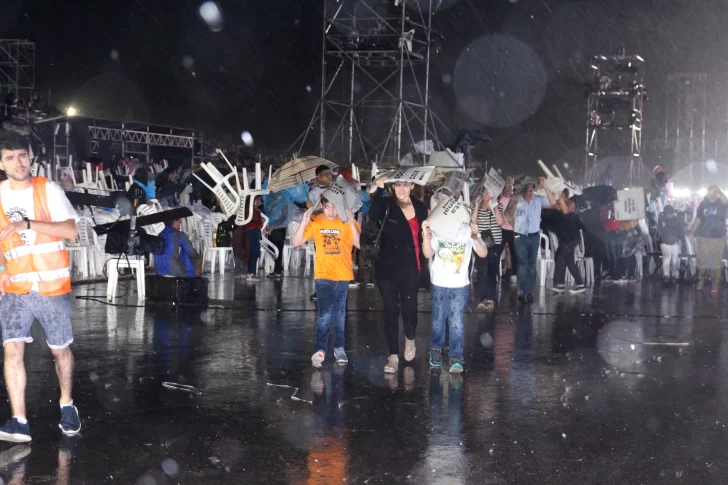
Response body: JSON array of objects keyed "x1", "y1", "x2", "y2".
[
  {"x1": 193, "y1": 149, "x2": 241, "y2": 217},
  {"x1": 234, "y1": 162, "x2": 272, "y2": 226}
]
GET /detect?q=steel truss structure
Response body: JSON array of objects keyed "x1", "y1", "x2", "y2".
[
  {"x1": 584, "y1": 52, "x2": 646, "y2": 187},
  {"x1": 290, "y1": 0, "x2": 452, "y2": 166},
  {"x1": 0, "y1": 40, "x2": 35, "y2": 100},
  {"x1": 35, "y1": 117, "x2": 204, "y2": 171}
]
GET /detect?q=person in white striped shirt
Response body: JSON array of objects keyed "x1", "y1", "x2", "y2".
[{"x1": 471, "y1": 188, "x2": 507, "y2": 312}]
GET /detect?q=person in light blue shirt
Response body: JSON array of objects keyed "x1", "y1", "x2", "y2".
[{"x1": 506, "y1": 177, "x2": 556, "y2": 303}]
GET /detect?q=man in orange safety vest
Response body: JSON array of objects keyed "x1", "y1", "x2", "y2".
[{"x1": 0, "y1": 131, "x2": 81, "y2": 442}]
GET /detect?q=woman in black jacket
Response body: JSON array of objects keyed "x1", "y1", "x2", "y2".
[{"x1": 368, "y1": 175, "x2": 429, "y2": 374}]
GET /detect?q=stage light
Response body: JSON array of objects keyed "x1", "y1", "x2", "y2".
[
  {"x1": 697, "y1": 188, "x2": 707, "y2": 198},
  {"x1": 671, "y1": 187, "x2": 691, "y2": 198},
  {"x1": 66, "y1": 107, "x2": 77, "y2": 117}
]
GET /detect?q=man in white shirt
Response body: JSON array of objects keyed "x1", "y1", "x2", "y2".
[{"x1": 0, "y1": 131, "x2": 81, "y2": 442}]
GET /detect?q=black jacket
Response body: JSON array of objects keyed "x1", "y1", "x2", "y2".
[
  {"x1": 369, "y1": 188, "x2": 429, "y2": 290},
  {"x1": 658, "y1": 215, "x2": 684, "y2": 245}
]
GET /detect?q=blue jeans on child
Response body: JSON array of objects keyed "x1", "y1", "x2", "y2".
[
  {"x1": 314, "y1": 279, "x2": 349, "y2": 353},
  {"x1": 430, "y1": 284, "x2": 469, "y2": 360}
]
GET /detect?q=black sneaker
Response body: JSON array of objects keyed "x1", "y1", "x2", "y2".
[
  {"x1": 59, "y1": 405, "x2": 81, "y2": 436},
  {"x1": 551, "y1": 284, "x2": 566, "y2": 293},
  {"x1": 526, "y1": 293, "x2": 534, "y2": 303},
  {"x1": 0, "y1": 418, "x2": 31, "y2": 443},
  {"x1": 310, "y1": 293, "x2": 318, "y2": 302},
  {"x1": 267, "y1": 272, "x2": 282, "y2": 279},
  {"x1": 429, "y1": 348, "x2": 442, "y2": 368},
  {"x1": 349, "y1": 280, "x2": 361, "y2": 287},
  {"x1": 367, "y1": 280, "x2": 375, "y2": 287},
  {"x1": 569, "y1": 285, "x2": 586, "y2": 294}
]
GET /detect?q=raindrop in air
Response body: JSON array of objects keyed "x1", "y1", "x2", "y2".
[
  {"x1": 161, "y1": 458, "x2": 179, "y2": 477},
  {"x1": 479, "y1": 333, "x2": 493, "y2": 348},
  {"x1": 305, "y1": 85, "x2": 312, "y2": 93},
  {"x1": 706, "y1": 159, "x2": 718, "y2": 174},
  {"x1": 182, "y1": 56, "x2": 195, "y2": 70},
  {"x1": 563, "y1": 163, "x2": 569, "y2": 168},
  {"x1": 441, "y1": 73, "x2": 452, "y2": 85},
  {"x1": 241, "y1": 131, "x2": 254, "y2": 146},
  {"x1": 199, "y1": 1, "x2": 224, "y2": 32},
  {"x1": 110, "y1": 49, "x2": 119, "y2": 61}
]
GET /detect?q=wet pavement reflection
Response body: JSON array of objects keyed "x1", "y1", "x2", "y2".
[{"x1": 0, "y1": 277, "x2": 727, "y2": 483}]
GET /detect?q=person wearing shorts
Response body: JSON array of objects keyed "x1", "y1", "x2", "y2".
[{"x1": 0, "y1": 131, "x2": 81, "y2": 442}]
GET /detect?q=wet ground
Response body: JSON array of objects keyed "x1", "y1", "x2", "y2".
[{"x1": 1, "y1": 275, "x2": 727, "y2": 484}]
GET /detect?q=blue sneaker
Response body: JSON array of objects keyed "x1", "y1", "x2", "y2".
[
  {"x1": 449, "y1": 357, "x2": 464, "y2": 374},
  {"x1": 59, "y1": 405, "x2": 82, "y2": 436},
  {"x1": 429, "y1": 348, "x2": 442, "y2": 368},
  {"x1": 0, "y1": 418, "x2": 31, "y2": 443}
]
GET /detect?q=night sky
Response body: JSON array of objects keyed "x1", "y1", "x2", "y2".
[{"x1": 4, "y1": 0, "x2": 728, "y2": 174}]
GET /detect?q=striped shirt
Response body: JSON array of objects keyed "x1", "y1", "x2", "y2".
[{"x1": 476, "y1": 203, "x2": 503, "y2": 245}]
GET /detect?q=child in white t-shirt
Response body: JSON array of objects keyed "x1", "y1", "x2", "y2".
[{"x1": 422, "y1": 220, "x2": 488, "y2": 373}]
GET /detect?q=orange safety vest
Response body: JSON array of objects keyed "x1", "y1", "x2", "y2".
[{"x1": 0, "y1": 177, "x2": 71, "y2": 296}]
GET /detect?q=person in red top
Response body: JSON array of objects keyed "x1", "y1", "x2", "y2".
[
  {"x1": 600, "y1": 203, "x2": 621, "y2": 279},
  {"x1": 240, "y1": 196, "x2": 264, "y2": 281}
]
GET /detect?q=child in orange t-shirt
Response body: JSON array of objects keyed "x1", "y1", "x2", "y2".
[{"x1": 293, "y1": 198, "x2": 361, "y2": 367}]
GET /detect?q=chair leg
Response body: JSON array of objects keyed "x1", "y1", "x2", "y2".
[
  {"x1": 140, "y1": 265, "x2": 146, "y2": 300},
  {"x1": 107, "y1": 261, "x2": 118, "y2": 301}
]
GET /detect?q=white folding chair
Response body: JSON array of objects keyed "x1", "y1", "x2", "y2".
[
  {"x1": 538, "y1": 231, "x2": 554, "y2": 287},
  {"x1": 283, "y1": 221, "x2": 303, "y2": 274},
  {"x1": 107, "y1": 256, "x2": 146, "y2": 301}
]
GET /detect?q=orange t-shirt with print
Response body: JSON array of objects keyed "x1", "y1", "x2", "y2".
[{"x1": 303, "y1": 215, "x2": 360, "y2": 281}]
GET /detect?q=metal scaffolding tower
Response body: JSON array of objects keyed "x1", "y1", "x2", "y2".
[
  {"x1": 584, "y1": 52, "x2": 646, "y2": 187},
  {"x1": 290, "y1": 0, "x2": 451, "y2": 166},
  {"x1": 0, "y1": 40, "x2": 35, "y2": 100},
  {"x1": 663, "y1": 73, "x2": 707, "y2": 177}
]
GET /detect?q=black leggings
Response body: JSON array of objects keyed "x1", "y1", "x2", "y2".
[
  {"x1": 377, "y1": 276, "x2": 419, "y2": 355},
  {"x1": 268, "y1": 228, "x2": 286, "y2": 273},
  {"x1": 501, "y1": 229, "x2": 517, "y2": 275}
]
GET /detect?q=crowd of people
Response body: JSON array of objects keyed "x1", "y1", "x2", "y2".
[
  {"x1": 120, "y1": 155, "x2": 727, "y2": 375},
  {"x1": 1, "y1": 125, "x2": 727, "y2": 444}
]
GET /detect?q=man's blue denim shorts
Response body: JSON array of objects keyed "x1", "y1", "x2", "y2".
[{"x1": 0, "y1": 292, "x2": 74, "y2": 349}]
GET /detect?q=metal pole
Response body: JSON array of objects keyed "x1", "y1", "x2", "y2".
[
  {"x1": 395, "y1": 0, "x2": 406, "y2": 164},
  {"x1": 319, "y1": 0, "x2": 327, "y2": 159},
  {"x1": 421, "y1": 0, "x2": 433, "y2": 165},
  {"x1": 348, "y1": 60, "x2": 355, "y2": 165},
  {"x1": 146, "y1": 126, "x2": 151, "y2": 164}
]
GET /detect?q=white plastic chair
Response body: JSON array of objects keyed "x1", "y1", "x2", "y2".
[
  {"x1": 107, "y1": 256, "x2": 146, "y2": 301},
  {"x1": 283, "y1": 221, "x2": 304, "y2": 274},
  {"x1": 202, "y1": 213, "x2": 234, "y2": 276},
  {"x1": 538, "y1": 231, "x2": 554, "y2": 287},
  {"x1": 193, "y1": 154, "x2": 241, "y2": 217},
  {"x1": 304, "y1": 240, "x2": 316, "y2": 276},
  {"x1": 575, "y1": 230, "x2": 594, "y2": 287},
  {"x1": 258, "y1": 214, "x2": 280, "y2": 275}
]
